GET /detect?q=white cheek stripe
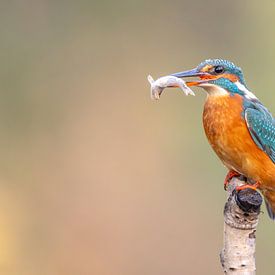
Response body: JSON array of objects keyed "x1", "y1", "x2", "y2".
[{"x1": 235, "y1": 81, "x2": 258, "y2": 99}]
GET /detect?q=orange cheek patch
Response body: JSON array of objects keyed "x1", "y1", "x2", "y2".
[
  {"x1": 200, "y1": 74, "x2": 217, "y2": 80},
  {"x1": 221, "y1": 73, "x2": 239, "y2": 82},
  {"x1": 199, "y1": 73, "x2": 239, "y2": 82}
]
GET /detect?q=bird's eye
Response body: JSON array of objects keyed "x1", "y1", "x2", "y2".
[{"x1": 214, "y1": 66, "x2": 224, "y2": 74}]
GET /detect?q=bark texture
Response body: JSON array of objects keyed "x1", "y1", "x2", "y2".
[{"x1": 220, "y1": 178, "x2": 262, "y2": 274}]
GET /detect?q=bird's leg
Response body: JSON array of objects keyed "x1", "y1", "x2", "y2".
[{"x1": 224, "y1": 170, "x2": 241, "y2": 190}]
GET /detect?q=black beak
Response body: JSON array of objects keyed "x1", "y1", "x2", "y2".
[{"x1": 171, "y1": 68, "x2": 205, "y2": 78}]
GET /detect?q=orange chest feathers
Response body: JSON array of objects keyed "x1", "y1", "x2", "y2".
[
  {"x1": 203, "y1": 94, "x2": 244, "y2": 151},
  {"x1": 202, "y1": 94, "x2": 275, "y2": 186}
]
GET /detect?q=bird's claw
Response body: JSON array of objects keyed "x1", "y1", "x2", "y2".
[
  {"x1": 236, "y1": 182, "x2": 259, "y2": 191},
  {"x1": 224, "y1": 170, "x2": 241, "y2": 190}
]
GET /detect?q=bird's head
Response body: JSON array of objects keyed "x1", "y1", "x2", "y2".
[{"x1": 171, "y1": 59, "x2": 255, "y2": 98}]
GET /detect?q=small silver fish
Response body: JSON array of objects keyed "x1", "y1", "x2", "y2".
[{"x1": 147, "y1": 75, "x2": 195, "y2": 100}]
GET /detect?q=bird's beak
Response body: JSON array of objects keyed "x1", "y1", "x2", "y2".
[{"x1": 171, "y1": 68, "x2": 211, "y2": 86}]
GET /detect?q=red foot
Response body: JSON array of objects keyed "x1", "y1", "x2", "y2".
[
  {"x1": 236, "y1": 182, "x2": 259, "y2": 191},
  {"x1": 224, "y1": 170, "x2": 241, "y2": 190}
]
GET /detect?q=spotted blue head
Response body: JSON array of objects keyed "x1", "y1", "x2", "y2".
[{"x1": 171, "y1": 59, "x2": 256, "y2": 99}]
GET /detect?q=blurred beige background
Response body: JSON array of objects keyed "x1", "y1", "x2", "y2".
[{"x1": 0, "y1": 1, "x2": 274, "y2": 274}]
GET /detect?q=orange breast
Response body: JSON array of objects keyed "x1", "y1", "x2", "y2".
[{"x1": 203, "y1": 94, "x2": 275, "y2": 190}]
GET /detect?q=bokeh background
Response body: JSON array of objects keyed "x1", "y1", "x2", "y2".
[{"x1": 0, "y1": 1, "x2": 274, "y2": 274}]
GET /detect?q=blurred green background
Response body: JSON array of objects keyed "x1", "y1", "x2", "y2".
[{"x1": 0, "y1": 0, "x2": 274, "y2": 274}]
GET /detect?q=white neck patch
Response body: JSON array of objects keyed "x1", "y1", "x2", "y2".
[
  {"x1": 235, "y1": 81, "x2": 258, "y2": 100},
  {"x1": 198, "y1": 83, "x2": 228, "y2": 96}
]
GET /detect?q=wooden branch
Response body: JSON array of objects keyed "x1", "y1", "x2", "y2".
[{"x1": 220, "y1": 178, "x2": 263, "y2": 274}]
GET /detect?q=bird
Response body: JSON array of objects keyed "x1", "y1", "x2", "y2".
[{"x1": 170, "y1": 59, "x2": 275, "y2": 219}]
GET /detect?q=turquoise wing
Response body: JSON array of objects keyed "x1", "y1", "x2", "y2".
[{"x1": 245, "y1": 107, "x2": 275, "y2": 163}]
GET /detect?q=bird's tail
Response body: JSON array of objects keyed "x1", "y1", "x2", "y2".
[{"x1": 264, "y1": 190, "x2": 275, "y2": 220}]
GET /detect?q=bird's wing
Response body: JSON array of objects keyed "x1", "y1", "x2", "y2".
[{"x1": 244, "y1": 105, "x2": 275, "y2": 163}]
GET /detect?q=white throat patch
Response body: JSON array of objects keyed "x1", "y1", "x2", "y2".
[{"x1": 198, "y1": 83, "x2": 228, "y2": 96}]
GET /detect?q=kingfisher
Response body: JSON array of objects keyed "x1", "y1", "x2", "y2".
[{"x1": 170, "y1": 59, "x2": 275, "y2": 219}]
